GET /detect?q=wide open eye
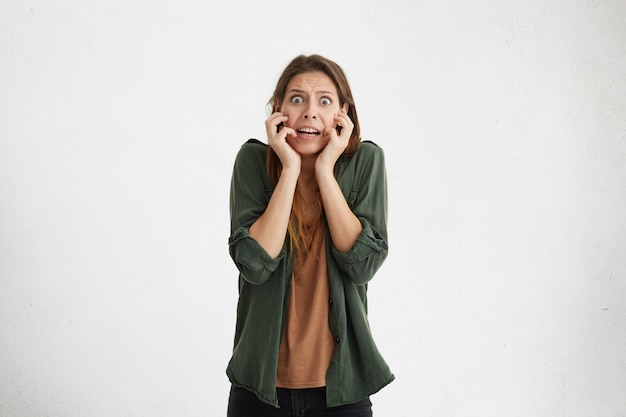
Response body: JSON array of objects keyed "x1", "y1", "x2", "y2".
[
  {"x1": 290, "y1": 96, "x2": 304, "y2": 104},
  {"x1": 320, "y1": 97, "x2": 332, "y2": 106}
]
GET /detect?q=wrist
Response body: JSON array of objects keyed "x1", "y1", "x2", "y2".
[
  {"x1": 315, "y1": 164, "x2": 335, "y2": 182},
  {"x1": 281, "y1": 163, "x2": 301, "y2": 179}
]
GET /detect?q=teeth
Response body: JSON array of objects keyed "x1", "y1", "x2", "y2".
[{"x1": 299, "y1": 128, "x2": 319, "y2": 134}]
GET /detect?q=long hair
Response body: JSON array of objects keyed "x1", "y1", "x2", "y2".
[{"x1": 267, "y1": 55, "x2": 361, "y2": 262}]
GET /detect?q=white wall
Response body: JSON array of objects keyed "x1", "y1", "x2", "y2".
[{"x1": 1, "y1": 0, "x2": 625, "y2": 416}]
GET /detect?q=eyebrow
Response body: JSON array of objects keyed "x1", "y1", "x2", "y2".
[{"x1": 287, "y1": 88, "x2": 337, "y2": 96}]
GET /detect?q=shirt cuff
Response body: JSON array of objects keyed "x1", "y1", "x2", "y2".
[
  {"x1": 229, "y1": 227, "x2": 285, "y2": 285},
  {"x1": 330, "y1": 218, "x2": 388, "y2": 271}
]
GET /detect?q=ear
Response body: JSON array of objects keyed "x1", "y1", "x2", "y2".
[
  {"x1": 274, "y1": 99, "x2": 282, "y2": 113},
  {"x1": 342, "y1": 102, "x2": 349, "y2": 113}
]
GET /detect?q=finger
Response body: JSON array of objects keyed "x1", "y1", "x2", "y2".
[
  {"x1": 265, "y1": 111, "x2": 282, "y2": 123},
  {"x1": 281, "y1": 127, "x2": 297, "y2": 139},
  {"x1": 334, "y1": 114, "x2": 353, "y2": 138},
  {"x1": 335, "y1": 111, "x2": 353, "y2": 129},
  {"x1": 266, "y1": 112, "x2": 287, "y2": 127},
  {"x1": 266, "y1": 114, "x2": 289, "y2": 136},
  {"x1": 324, "y1": 126, "x2": 338, "y2": 141}
]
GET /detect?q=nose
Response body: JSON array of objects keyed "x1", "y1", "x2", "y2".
[{"x1": 303, "y1": 103, "x2": 317, "y2": 119}]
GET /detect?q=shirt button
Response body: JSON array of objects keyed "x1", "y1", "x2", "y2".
[
  {"x1": 335, "y1": 337, "x2": 340, "y2": 344},
  {"x1": 329, "y1": 298, "x2": 333, "y2": 305}
]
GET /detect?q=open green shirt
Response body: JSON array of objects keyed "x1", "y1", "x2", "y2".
[{"x1": 227, "y1": 139, "x2": 394, "y2": 408}]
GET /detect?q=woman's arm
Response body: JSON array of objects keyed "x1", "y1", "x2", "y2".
[
  {"x1": 248, "y1": 111, "x2": 301, "y2": 259},
  {"x1": 249, "y1": 165, "x2": 299, "y2": 259},
  {"x1": 229, "y1": 141, "x2": 284, "y2": 285},
  {"x1": 315, "y1": 108, "x2": 362, "y2": 252},
  {"x1": 316, "y1": 169, "x2": 362, "y2": 252},
  {"x1": 329, "y1": 142, "x2": 389, "y2": 285}
]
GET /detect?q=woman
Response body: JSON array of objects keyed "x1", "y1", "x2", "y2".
[{"x1": 227, "y1": 54, "x2": 393, "y2": 417}]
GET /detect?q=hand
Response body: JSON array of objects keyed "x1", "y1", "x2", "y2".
[
  {"x1": 316, "y1": 107, "x2": 354, "y2": 174},
  {"x1": 265, "y1": 112, "x2": 301, "y2": 171}
]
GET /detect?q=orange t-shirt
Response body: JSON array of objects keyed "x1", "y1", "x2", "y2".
[{"x1": 276, "y1": 225, "x2": 335, "y2": 388}]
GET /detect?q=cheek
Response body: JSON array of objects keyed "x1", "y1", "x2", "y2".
[
  {"x1": 284, "y1": 112, "x2": 297, "y2": 127},
  {"x1": 280, "y1": 108, "x2": 297, "y2": 125},
  {"x1": 323, "y1": 111, "x2": 339, "y2": 127}
]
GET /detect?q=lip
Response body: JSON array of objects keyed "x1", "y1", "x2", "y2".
[{"x1": 294, "y1": 125, "x2": 322, "y2": 141}]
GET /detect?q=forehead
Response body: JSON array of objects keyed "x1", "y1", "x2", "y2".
[{"x1": 286, "y1": 71, "x2": 337, "y2": 95}]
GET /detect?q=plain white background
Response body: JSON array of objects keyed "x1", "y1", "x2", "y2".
[{"x1": 1, "y1": 0, "x2": 625, "y2": 416}]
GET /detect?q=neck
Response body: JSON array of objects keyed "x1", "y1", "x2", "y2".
[
  {"x1": 299, "y1": 154, "x2": 317, "y2": 183},
  {"x1": 298, "y1": 158, "x2": 322, "y2": 199}
]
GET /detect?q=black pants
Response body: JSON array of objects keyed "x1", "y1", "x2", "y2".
[{"x1": 227, "y1": 385, "x2": 373, "y2": 417}]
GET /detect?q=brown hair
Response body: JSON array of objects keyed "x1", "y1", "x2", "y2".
[{"x1": 267, "y1": 55, "x2": 361, "y2": 261}]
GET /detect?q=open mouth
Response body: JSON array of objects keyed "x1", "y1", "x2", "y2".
[{"x1": 297, "y1": 127, "x2": 321, "y2": 136}]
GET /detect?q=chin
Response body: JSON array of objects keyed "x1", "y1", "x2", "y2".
[{"x1": 289, "y1": 137, "x2": 329, "y2": 156}]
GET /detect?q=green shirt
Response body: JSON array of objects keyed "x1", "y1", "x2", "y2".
[{"x1": 227, "y1": 139, "x2": 394, "y2": 407}]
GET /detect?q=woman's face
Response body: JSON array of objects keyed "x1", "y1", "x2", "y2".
[{"x1": 279, "y1": 71, "x2": 347, "y2": 156}]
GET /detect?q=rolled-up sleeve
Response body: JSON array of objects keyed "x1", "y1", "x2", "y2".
[
  {"x1": 229, "y1": 227, "x2": 284, "y2": 285},
  {"x1": 331, "y1": 142, "x2": 389, "y2": 285},
  {"x1": 228, "y1": 140, "x2": 283, "y2": 285}
]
